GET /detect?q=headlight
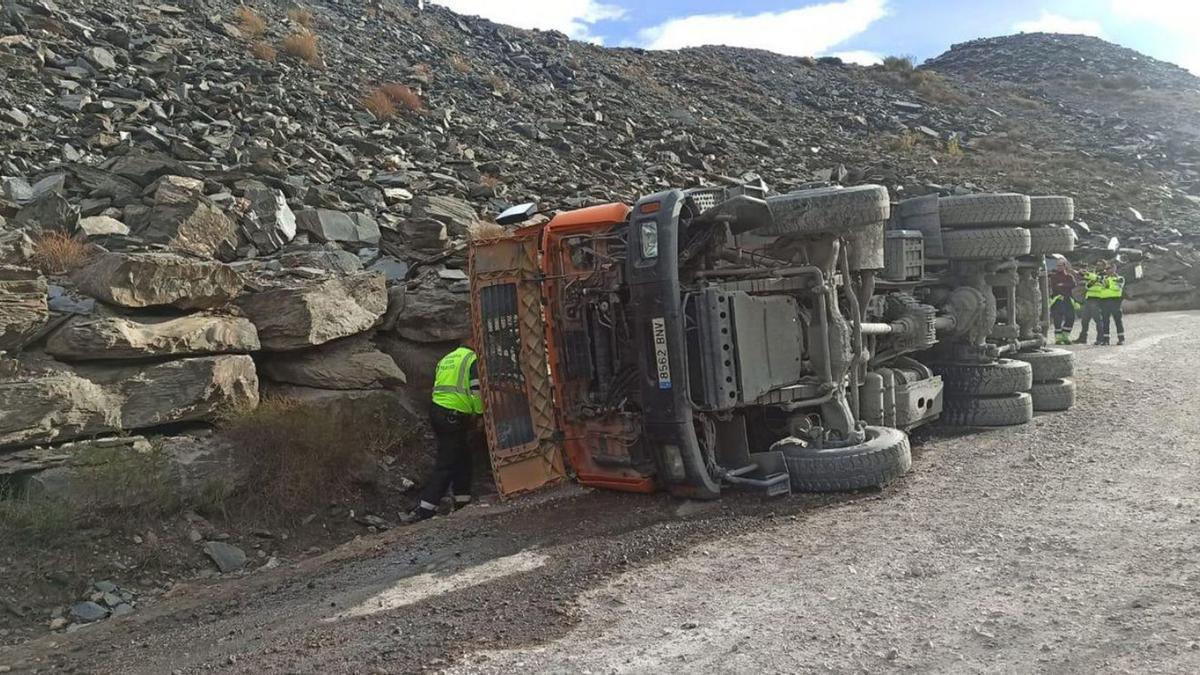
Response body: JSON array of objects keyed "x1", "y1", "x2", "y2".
[{"x1": 640, "y1": 221, "x2": 658, "y2": 259}]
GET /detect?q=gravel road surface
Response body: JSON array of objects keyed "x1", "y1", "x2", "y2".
[{"x1": 4, "y1": 310, "x2": 1198, "y2": 674}]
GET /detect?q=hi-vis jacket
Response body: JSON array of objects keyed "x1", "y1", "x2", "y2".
[{"x1": 431, "y1": 347, "x2": 483, "y2": 415}]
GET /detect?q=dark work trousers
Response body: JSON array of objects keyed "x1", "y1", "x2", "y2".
[
  {"x1": 419, "y1": 404, "x2": 473, "y2": 507},
  {"x1": 1077, "y1": 298, "x2": 1099, "y2": 339},
  {"x1": 1051, "y1": 299, "x2": 1075, "y2": 332},
  {"x1": 1098, "y1": 297, "x2": 1125, "y2": 341}
]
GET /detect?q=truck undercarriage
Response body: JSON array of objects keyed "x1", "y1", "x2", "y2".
[{"x1": 470, "y1": 183, "x2": 1078, "y2": 499}]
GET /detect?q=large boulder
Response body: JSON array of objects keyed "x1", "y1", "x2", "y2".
[
  {"x1": 410, "y1": 195, "x2": 479, "y2": 236},
  {"x1": 278, "y1": 246, "x2": 363, "y2": 275},
  {"x1": 0, "y1": 355, "x2": 259, "y2": 449},
  {"x1": 263, "y1": 383, "x2": 420, "y2": 429},
  {"x1": 261, "y1": 335, "x2": 406, "y2": 390},
  {"x1": 393, "y1": 219, "x2": 447, "y2": 254},
  {"x1": 238, "y1": 186, "x2": 296, "y2": 253},
  {"x1": 383, "y1": 284, "x2": 471, "y2": 342},
  {"x1": 0, "y1": 230, "x2": 36, "y2": 265},
  {"x1": 73, "y1": 252, "x2": 244, "y2": 310},
  {"x1": 140, "y1": 197, "x2": 239, "y2": 259},
  {"x1": 13, "y1": 193, "x2": 79, "y2": 233},
  {"x1": 101, "y1": 154, "x2": 200, "y2": 188},
  {"x1": 46, "y1": 314, "x2": 260, "y2": 360},
  {"x1": 295, "y1": 209, "x2": 381, "y2": 246},
  {"x1": 77, "y1": 215, "x2": 130, "y2": 237},
  {"x1": 0, "y1": 269, "x2": 48, "y2": 350},
  {"x1": 238, "y1": 272, "x2": 387, "y2": 350}
]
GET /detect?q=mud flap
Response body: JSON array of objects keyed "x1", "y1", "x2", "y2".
[{"x1": 469, "y1": 231, "x2": 566, "y2": 497}]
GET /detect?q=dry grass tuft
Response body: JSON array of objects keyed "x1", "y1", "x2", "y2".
[
  {"x1": 485, "y1": 72, "x2": 509, "y2": 94},
  {"x1": 0, "y1": 494, "x2": 75, "y2": 543},
  {"x1": 287, "y1": 6, "x2": 314, "y2": 27},
  {"x1": 945, "y1": 136, "x2": 963, "y2": 157},
  {"x1": 448, "y1": 54, "x2": 472, "y2": 74},
  {"x1": 280, "y1": 31, "x2": 320, "y2": 66},
  {"x1": 469, "y1": 221, "x2": 511, "y2": 240},
  {"x1": 412, "y1": 62, "x2": 433, "y2": 82},
  {"x1": 480, "y1": 174, "x2": 502, "y2": 189},
  {"x1": 234, "y1": 5, "x2": 267, "y2": 38},
  {"x1": 362, "y1": 87, "x2": 396, "y2": 119},
  {"x1": 219, "y1": 396, "x2": 407, "y2": 516},
  {"x1": 381, "y1": 82, "x2": 426, "y2": 113},
  {"x1": 886, "y1": 130, "x2": 918, "y2": 153},
  {"x1": 33, "y1": 231, "x2": 95, "y2": 275},
  {"x1": 249, "y1": 41, "x2": 277, "y2": 62}
]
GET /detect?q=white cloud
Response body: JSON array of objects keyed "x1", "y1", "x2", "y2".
[
  {"x1": 1012, "y1": 11, "x2": 1104, "y2": 37},
  {"x1": 1110, "y1": 0, "x2": 1200, "y2": 74},
  {"x1": 830, "y1": 50, "x2": 883, "y2": 65},
  {"x1": 1110, "y1": 0, "x2": 1200, "y2": 24},
  {"x1": 432, "y1": 0, "x2": 625, "y2": 42},
  {"x1": 636, "y1": 0, "x2": 889, "y2": 58}
]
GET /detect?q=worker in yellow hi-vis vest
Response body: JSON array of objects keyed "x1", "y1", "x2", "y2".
[
  {"x1": 1096, "y1": 269, "x2": 1126, "y2": 346},
  {"x1": 1073, "y1": 261, "x2": 1107, "y2": 344},
  {"x1": 404, "y1": 344, "x2": 484, "y2": 523}
]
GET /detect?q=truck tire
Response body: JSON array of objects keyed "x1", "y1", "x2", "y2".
[
  {"x1": 778, "y1": 426, "x2": 911, "y2": 492},
  {"x1": 941, "y1": 227, "x2": 1031, "y2": 260},
  {"x1": 1030, "y1": 378, "x2": 1075, "y2": 411},
  {"x1": 1028, "y1": 196, "x2": 1075, "y2": 225},
  {"x1": 758, "y1": 185, "x2": 891, "y2": 236},
  {"x1": 932, "y1": 358, "x2": 1033, "y2": 396},
  {"x1": 939, "y1": 193, "x2": 1031, "y2": 227},
  {"x1": 1013, "y1": 347, "x2": 1074, "y2": 380},
  {"x1": 941, "y1": 392, "x2": 1033, "y2": 427},
  {"x1": 1026, "y1": 225, "x2": 1075, "y2": 256}
]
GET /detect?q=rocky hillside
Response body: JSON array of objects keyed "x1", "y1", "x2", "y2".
[
  {"x1": 925, "y1": 32, "x2": 1200, "y2": 90},
  {"x1": 2, "y1": 1, "x2": 1200, "y2": 508}
]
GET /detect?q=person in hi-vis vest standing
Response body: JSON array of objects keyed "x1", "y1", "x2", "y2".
[{"x1": 404, "y1": 344, "x2": 483, "y2": 522}]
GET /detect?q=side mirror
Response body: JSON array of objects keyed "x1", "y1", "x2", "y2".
[{"x1": 496, "y1": 202, "x2": 539, "y2": 226}]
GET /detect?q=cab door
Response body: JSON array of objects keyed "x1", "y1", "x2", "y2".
[{"x1": 469, "y1": 230, "x2": 566, "y2": 497}]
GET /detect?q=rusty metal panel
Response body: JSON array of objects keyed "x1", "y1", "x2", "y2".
[{"x1": 469, "y1": 233, "x2": 566, "y2": 497}]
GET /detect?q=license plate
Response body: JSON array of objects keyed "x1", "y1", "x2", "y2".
[{"x1": 652, "y1": 317, "x2": 672, "y2": 389}]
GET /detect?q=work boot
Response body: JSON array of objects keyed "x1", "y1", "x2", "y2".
[
  {"x1": 452, "y1": 495, "x2": 473, "y2": 511},
  {"x1": 1118, "y1": 335, "x2": 1126, "y2": 345},
  {"x1": 1094, "y1": 337, "x2": 1109, "y2": 346},
  {"x1": 400, "y1": 501, "x2": 437, "y2": 524}
]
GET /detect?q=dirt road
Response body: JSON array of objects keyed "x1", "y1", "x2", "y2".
[{"x1": 4, "y1": 311, "x2": 1199, "y2": 674}]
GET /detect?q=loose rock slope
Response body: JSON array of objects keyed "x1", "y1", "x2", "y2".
[{"x1": 1, "y1": 0, "x2": 1199, "y2": 563}]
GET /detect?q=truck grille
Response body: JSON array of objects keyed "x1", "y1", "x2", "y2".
[{"x1": 479, "y1": 283, "x2": 536, "y2": 450}]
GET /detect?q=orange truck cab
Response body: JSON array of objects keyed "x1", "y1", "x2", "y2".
[{"x1": 470, "y1": 183, "x2": 943, "y2": 500}]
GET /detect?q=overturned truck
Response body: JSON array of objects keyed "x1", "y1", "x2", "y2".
[{"x1": 469, "y1": 184, "x2": 1077, "y2": 499}]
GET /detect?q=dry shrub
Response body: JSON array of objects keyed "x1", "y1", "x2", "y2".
[
  {"x1": 381, "y1": 82, "x2": 426, "y2": 113},
  {"x1": 449, "y1": 54, "x2": 471, "y2": 74},
  {"x1": 913, "y1": 71, "x2": 967, "y2": 106},
  {"x1": 485, "y1": 72, "x2": 509, "y2": 93},
  {"x1": 287, "y1": 6, "x2": 314, "y2": 27},
  {"x1": 219, "y1": 397, "x2": 408, "y2": 515},
  {"x1": 234, "y1": 5, "x2": 267, "y2": 37},
  {"x1": 32, "y1": 231, "x2": 95, "y2": 275},
  {"x1": 886, "y1": 131, "x2": 918, "y2": 152},
  {"x1": 249, "y1": 41, "x2": 277, "y2": 62},
  {"x1": 0, "y1": 494, "x2": 75, "y2": 543},
  {"x1": 945, "y1": 136, "x2": 963, "y2": 157},
  {"x1": 882, "y1": 55, "x2": 914, "y2": 72},
  {"x1": 480, "y1": 174, "x2": 502, "y2": 188},
  {"x1": 412, "y1": 62, "x2": 433, "y2": 82},
  {"x1": 362, "y1": 87, "x2": 396, "y2": 119},
  {"x1": 469, "y1": 221, "x2": 511, "y2": 240},
  {"x1": 280, "y1": 31, "x2": 320, "y2": 66}
]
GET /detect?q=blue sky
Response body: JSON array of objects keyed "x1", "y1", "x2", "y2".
[{"x1": 434, "y1": 0, "x2": 1200, "y2": 74}]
